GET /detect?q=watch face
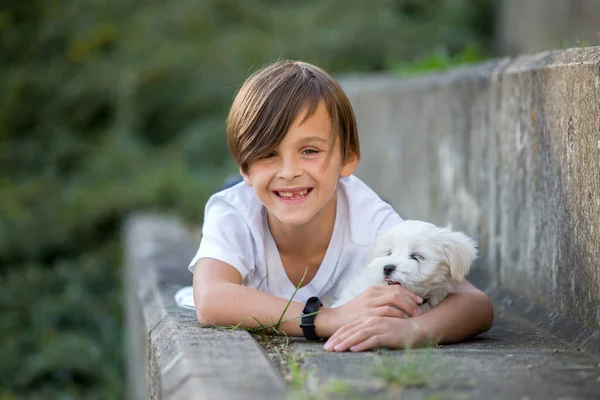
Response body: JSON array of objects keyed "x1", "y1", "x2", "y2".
[
  {"x1": 304, "y1": 297, "x2": 322, "y2": 314},
  {"x1": 302, "y1": 298, "x2": 320, "y2": 320}
]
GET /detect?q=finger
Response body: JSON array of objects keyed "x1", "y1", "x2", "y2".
[
  {"x1": 332, "y1": 325, "x2": 383, "y2": 352},
  {"x1": 349, "y1": 334, "x2": 389, "y2": 352},
  {"x1": 324, "y1": 325, "x2": 356, "y2": 351},
  {"x1": 325, "y1": 319, "x2": 365, "y2": 347},
  {"x1": 387, "y1": 285, "x2": 424, "y2": 305},
  {"x1": 325, "y1": 318, "x2": 381, "y2": 351},
  {"x1": 366, "y1": 285, "x2": 423, "y2": 305},
  {"x1": 376, "y1": 305, "x2": 409, "y2": 319},
  {"x1": 352, "y1": 327, "x2": 421, "y2": 351},
  {"x1": 364, "y1": 285, "x2": 388, "y2": 296},
  {"x1": 375, "y1": 293, "x2": 421, "y2": 317}
]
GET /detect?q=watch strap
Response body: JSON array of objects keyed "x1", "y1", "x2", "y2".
[{"x1": 300, "y1": 296, "x2": 323, "y2": 341}]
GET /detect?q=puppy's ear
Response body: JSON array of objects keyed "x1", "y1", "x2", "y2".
[
  {"x1": 370, "y1": 227, "x2": 393, "y2": 259},
  {"x1": 438, "y1": 228, "x2": 478, "y2": 281}
]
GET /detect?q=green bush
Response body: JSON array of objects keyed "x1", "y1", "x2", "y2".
[{"x1": 0, "y1": 0, "x2": 493, "y2": 397}]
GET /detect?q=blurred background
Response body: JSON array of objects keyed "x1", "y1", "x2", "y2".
[{"x1": 1, "y1": 0, "x2": 598, "y2": 398}]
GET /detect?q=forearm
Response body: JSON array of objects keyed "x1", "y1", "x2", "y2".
[
  {"x1": 192, "y1": 259, "x2": 340, "y2": 337},
  {"x1": 195, "y1": 282, "x2": 309, "y2": 335},
  {"x1": 411, "y1": 282, "x2": 494, "y2": 346},
  {"x1": 196, "y1": 283, "x2": 340, "y2": 337}
]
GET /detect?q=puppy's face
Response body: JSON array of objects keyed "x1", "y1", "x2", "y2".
[{"x1": 367, "y1": 220, "x2": 477, "y2": 293}]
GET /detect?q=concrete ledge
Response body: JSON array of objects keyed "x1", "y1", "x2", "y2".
[
  {"x1": 342, "y1": 46, "x2": 600, "y2": 333},
  {"x1": 290, "y1": 313, "x2": 600, "y2": 399},
  {"x1": 485, "y1": 283, "x2": 600, "y2": 355},
  {"x1": 124, "y1": 214, "x2": 600, "y2": 399},
  {"x1": 124, "y1": 214, "x2": 287, "y2": 399}
]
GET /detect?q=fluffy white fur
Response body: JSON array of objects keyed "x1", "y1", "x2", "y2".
[{"x1": 330, "y1": 220, "x2": 478, "y2": 312}]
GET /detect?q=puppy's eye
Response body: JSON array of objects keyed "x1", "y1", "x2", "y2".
[
  {"x1": 410, "y1": 252, "x2": 424, "y2": 262},
  {"x1": 386, "y1": 250, "x2": 392, "y2": 256}
]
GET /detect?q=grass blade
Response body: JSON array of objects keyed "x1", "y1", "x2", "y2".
[{"x1": 274, "y1": 266, "x2": 308, "y2": 331}]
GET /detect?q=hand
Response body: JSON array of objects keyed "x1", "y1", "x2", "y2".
[
  {"x1": 323, "y1": 316, "x2": 425, "y2": 352},
  {"x1": 316, "y1": 285, "x2": 423, "y2": 337}
]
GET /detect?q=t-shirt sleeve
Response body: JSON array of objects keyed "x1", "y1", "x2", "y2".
[{"x1": 188, "y1": 196, "x2": 255, "y2": 280}]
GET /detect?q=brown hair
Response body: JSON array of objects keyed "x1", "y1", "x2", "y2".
[{"x1": 227, "y1": 59, "x2": 360, "y2": 174}]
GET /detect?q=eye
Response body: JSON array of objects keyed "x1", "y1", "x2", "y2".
[
  {"x1": 410, "y1": 252, "x2": 424, "y2": 262},
  {"x1": 302, "y1": 148, "x2": 319, "y2": 155},
  {"x1": 385, "y1": 250, "x2": 392, "y2": 256},
  {"x1": 261, "y1": 152, "x2": 277, "y2": 160}
]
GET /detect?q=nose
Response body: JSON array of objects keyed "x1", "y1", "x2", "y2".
[
  {"x1": 383, "y1": 264, "x2": 396, "y2": 276},
  {"x1": 277, "y1": 156, "x2": 302, "y2": 180}
]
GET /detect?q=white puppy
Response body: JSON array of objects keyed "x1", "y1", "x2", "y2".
[{"x1": 331, "y1": 220, "x2": 477, "y2": 312}]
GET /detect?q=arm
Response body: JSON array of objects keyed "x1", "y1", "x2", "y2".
[
  {"x1": 324, "y1": 280, "x2": 493, "y2": 351},
  {"x1": 193, "y1": 258, "x2": 306, "y2": 336},
  {"x1": 414, "y1": 280, "x2": 494, "y2": 344},
  {"x1": 194, "y1": 258, "x2": 425, "y2": 337},
  {"x1": 192, "y1": 197, "x2": 316, "y2": 335}
]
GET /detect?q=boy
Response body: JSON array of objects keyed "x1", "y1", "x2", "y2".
[{"x1": 190, "y1": 59, "x2": 493, "y2": 352}]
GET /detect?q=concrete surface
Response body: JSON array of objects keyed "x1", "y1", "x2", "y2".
[
  {"x1": 291, "y1": 312, "x2": 600, "y2": 400},
  {"x1": 498, "y1": 0, "x2": 600, "y2": 56},
  {"x1": 341, "y1": 46, "x2": 600, "y2": 340},
  {"x1": 125, "y1": 214, "x2": 600, "y2": 399},
  {"x1": 124, "y1": 214, "x2": 287, "y2": 400}
]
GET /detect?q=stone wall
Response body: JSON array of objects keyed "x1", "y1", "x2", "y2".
[
  {"x1": 124, "y1": 215, "x2": 288, "y2": 399},
  {"x1": 342, "y1": 46, "x2": 600, "y2": 332},
  {"x1": 498, "y1": 0, "x2": 600, "y2": 55}
]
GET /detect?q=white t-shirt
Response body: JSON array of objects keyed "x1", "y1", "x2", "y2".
[{"x1": 188, "y1": 175, "x2": 403, "y2": 304}]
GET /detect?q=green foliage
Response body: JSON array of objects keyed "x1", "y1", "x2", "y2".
[
  {"x1": 0, "y1": 242, "x2": 123, "y2": 398},
  {"x1": 0, "y1": 0, "x2": 493, "y2": 397},
  {"x1": 392, "y1": 45, "x2": 486, "y2": 77}
]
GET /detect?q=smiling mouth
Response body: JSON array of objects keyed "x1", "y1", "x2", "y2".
[
  {"x1": 384, "y1": 278, "x2": 401, "y2": 285},
  {"x1": 274, "y1": 188, "x2": 313, "y2": 200}
]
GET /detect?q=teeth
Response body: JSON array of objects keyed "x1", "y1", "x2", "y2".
[{"x1": 278, "y1": 189, "x2": 308, "y2": 199}]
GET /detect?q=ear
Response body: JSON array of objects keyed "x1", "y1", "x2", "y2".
[
  {"x1": 438, "y1": 228, "x2": 478, "y2": 281},
  {"x1": 370, "y1": 226, "x2": 393, "y2": 259},
  {"x1": 340, "y1": 152, "x2": 359, "y2": 177},
  {"x1": 239, "y1": 166, "x2": 252, "y2": 186}
]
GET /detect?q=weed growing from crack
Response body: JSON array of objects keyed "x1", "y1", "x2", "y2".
[
  {"x1": 197, "y1": 267, "x2": 319, "y2": 393},
  {"x1": 286, "y1": 353, "x2": 306, "y2": 389},
  {"x1": 322, "y1": 380, "x2": 351, "y2": 395},
  {"x1": 373, "y1": 348, "x2": 440, "y2": 388}
]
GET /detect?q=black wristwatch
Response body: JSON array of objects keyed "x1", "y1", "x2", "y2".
[{"x1": 300, "y1": 296, "x2": 323, "y2": 341}]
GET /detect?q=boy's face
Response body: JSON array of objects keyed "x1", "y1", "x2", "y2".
[{"x1": 241, "y1": 101, "x2": 357, "y2": 228}]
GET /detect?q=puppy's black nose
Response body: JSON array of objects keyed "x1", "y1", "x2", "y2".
[{"x1": 383, "y1": 264, "x2": 396, "y2": 275}]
